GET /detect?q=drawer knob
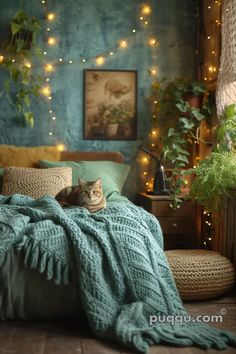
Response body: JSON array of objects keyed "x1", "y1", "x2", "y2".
[{"x1": 172, "y1": 223, "x2": 178, "y2": 228}]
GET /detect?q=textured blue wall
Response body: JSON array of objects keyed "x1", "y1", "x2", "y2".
[{"x1": 0, "y1": 0, "x2": 197, "y2": 197}]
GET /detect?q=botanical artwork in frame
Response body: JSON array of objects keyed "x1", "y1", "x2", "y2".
[{"x1": 84, "y1": 69, "x2": 137, "y2": 140}]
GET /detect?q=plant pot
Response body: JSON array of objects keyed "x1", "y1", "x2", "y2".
[
  {"x1": 184, "y1": 93, "x2": 203, "y2": 109},
  {"x1": 106, "y1": 123, "x2": 119, "y2": 137}
]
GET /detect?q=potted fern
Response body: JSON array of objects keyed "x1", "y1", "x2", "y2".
[{"x1": 188, "y1": 103, "x2": 236, "y2": 212}]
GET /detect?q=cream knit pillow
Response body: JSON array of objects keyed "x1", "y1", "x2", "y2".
[{"x1": 2, "y1": 167, "x2": 72, "y2": 199}]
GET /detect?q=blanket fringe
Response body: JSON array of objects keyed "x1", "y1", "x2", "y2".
[
  {"x1": 129, "y1": 323, "x2": 236, "y2": 353},
  {"x1": 15, "y1": 238, "x2": 69, "y2": 285}
]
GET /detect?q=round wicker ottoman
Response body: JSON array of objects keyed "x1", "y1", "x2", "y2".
[{"x1": 165, "y1": 249, "x2": 235, "y2": 300}]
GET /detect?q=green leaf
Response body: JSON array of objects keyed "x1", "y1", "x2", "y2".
[
  {"x1": 176, "y1": 102, "x2": 187, "y2": 113},
  {"x1": 191, "y1": 109, "x2": 205, "y2": 121},
  {"x1": 24, "y1": 111, "x2": 34, "y2": 127},
  {"x1": 4, "y1": 80, "x2": 10, "y2": 94},
  {"x1": 224, "y1": 104, "x2": 236, "y2": 119},
  {"x1": 168, "y1": 128, "x2": 176, "y2": 137},
  {"x1": 24, "y1": 95, "x2": 31, "y2": 107},
  {"x1": 11, "y1": 22, "x2": 21, "y2": 35},
  {"x1": 176, "y1": 154, "x2": 189, "y2": 164},
  {"x1": 16, "y1": 38, "x2": 25, "y2": 52},
  {"x1": 179, "y1": 117, "x2": 195, "y2": 130}
]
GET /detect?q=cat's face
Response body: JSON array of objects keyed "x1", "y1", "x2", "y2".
[{"x1": 78, "y1": 177, "x2": 103, "y2": 204}]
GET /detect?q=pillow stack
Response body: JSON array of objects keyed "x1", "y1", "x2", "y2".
[{"x1": 39, "y1": 160, "x2": 131, "y2": 201}]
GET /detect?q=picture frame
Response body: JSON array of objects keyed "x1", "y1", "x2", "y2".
[{"x1": 84, "y1": 69, "x2": 137, "y2": 140}]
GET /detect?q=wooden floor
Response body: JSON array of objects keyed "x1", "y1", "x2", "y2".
[{"x1": 0, "y1": 292, "x2": 236, "y2": 354}]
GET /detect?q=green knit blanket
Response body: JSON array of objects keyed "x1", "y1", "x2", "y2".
[{"x1": 0, "y1": 194, "x2": 236, "y2": 353}]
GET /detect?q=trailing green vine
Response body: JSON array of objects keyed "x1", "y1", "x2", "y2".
[{"x1": 0, "y1": 10, "x2": 43, "y2": 126}]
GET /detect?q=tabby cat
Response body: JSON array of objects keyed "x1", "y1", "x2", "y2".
[{"x1": 55, "y1": 177, "x2": 106, "y2": 212}]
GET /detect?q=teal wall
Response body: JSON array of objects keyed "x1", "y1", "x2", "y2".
[{"x1": 0, "y1": 0, "x2": 197, "y2": 198}]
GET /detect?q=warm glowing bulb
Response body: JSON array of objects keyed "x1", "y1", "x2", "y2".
[
  {"x1": 46, "y1": 28, "x2": 51, "y2": 31},
  {"x1": 49, "y1": 132, "x2": 53, "y2": 136},
  {"x1": 69, "y1": 60, "x2": 73, "y2": 64},
  {"x1": 44, "y1": 63, "x2": 54, "y2": 72},
  {"x1": 143, "y1": 172, "x2": 147, "y2": 176},
  {"x1": 149, "y1": 68, "x2": 157, "y2": 76},
  {"x1": 145, "y1": 182, "x2": 149, "y2": 186},
  {"x1": 41, "y1": 85, "x2": 51, "y2": 97},
  {"x1": 41, "y1": 0, "x2": 45, "y2": 3},
  {"x1": 208, "y1": 5, "x2": 211, "y2": 9},
  {"x1": 49, "y1": 110, "x2": 53, "y2": 114},
  {"x1": 48, "y1": 37, "x2": 56, "y2": 45},
  {"x1": 212, "y1": 50, "x2": 216, "y2": 54},
  {"x1": 12, "y1": 59, "x2": 15, "y2": 63},
  {"x1": 0, "y1": 55, "x2": 4, "y2": 63},
  {"x1": 207, "y1": 36, "x2": 211, "y2": 40},
  {"x1": 96, "y1": 56, "x2": 105, "y2": 66},
  {"x1": 143, "y1": 157, "x2": 148, "y2": 163},
  {"x1": 82, "y1": 58, "x2": 86, "y2": 62},
  {"x1": 148, "y1": 37, "x2": 158, "y2": 47},
  {"x1": 204, "y1": 77, "x2": 208, "y2": 81},
  {"x1": 59, "y1": 58, "x2": 63, "y2": 62},
  {"x1": 24, "y1": 62, "x2": 31, "y2": 68},
  {"x1": 144, "y1": 21, "x2": 149, "y2": 25},
  {"x1": 56, "y1": 143, "x2": 66, "y2": 152},
  {"x1": 47, "y1": 13, "x2": 55, "y2": 21},
  {"x1": 119, "y1": 40, "x2": 128, "y2": 48},
  {"x1": 140, "y1": 16, "x2": 144, "y2": 20},
  {"x1": 142, "y1": 5, "x2": 152, "y2": 15},
  {"x1": 132, "y1": 29, "x2": 136, "y2": 33},
  {"x1": 109, "y1": 51, "x2": 114, "y2": 56},
  {"x1": 48, "y1": 96, "x2": 52, "y2": 100},
  {"x1": 52, "y1": 116, "x2": 56, "y2": 120},
  {"x1": 152, "y1": 130, "x2": 157, "y2": 135}
]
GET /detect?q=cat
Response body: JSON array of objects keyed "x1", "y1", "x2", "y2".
[{"x1": 55, "y1": 177, "x2": 106, "y2": 212}]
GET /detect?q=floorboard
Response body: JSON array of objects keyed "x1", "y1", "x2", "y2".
[{"x1": 0, "y1": 291, "x2": 235, "y2": 354}]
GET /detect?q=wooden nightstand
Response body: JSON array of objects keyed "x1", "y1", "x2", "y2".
[{"x1": 138, "y1": 192, "x2": 200, "y2": 250}]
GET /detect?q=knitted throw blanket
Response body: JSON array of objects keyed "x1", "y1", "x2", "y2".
[{"x1": 0, "y1": 194, "x2": 236, "y2": 353}]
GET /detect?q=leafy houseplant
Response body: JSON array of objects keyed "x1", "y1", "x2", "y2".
[
  {"x1": 0, "y1": 10, "x2": 42, "y2": 126},
  {"x1": 188, "y1": 103, "x2": 236, "y2": 212},
  {"x1": 148, "y1": 78, "x2": 211, "y2": 208}
]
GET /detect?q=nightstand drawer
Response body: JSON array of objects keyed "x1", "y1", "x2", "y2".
[
  {"x1": 154, "y1": 201, "x2": 195, "y2": 217},
  {"x1": 158, "y1": 217, "x2": 195, "y2": 234}
]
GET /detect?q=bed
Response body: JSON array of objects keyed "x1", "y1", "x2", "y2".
[
  {"x1": 0, "y1": 146, "x2": 235, "y2": 353},
  {"x1": 0, "y1": 149, "x2": 126, "y2": 320}
]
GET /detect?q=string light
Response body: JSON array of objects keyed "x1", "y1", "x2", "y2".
[
  {"x1": 58, "y1": 58, "x2": 63, "y2": 62},
  {"x1": 47, "y1": 13, "x2": 55, "y2": 21},
  {"x1": 95, "y1": 56, "x2": 105, "y2": 65},
  {"x1": 40, "y1": 85, "x2": 51, "y2": 97},
  {"x1": 68, "y1": 60, "x2": 73, "y2": 64},
  {"x1": 24, "y1": 62, "x2": 31, "y2": 68},
  {"x1": 0, "y1": 55, "x2": 4, "y2": 63},
  {"x1": 141, "y1": 5, "x2": 152, "y2": 15},
  {"x1": 47, "y1": 37, "x2": 56, "y2": 45},
  {"x1": 148, "y1": 37, "x2": 158, "y2": 47},
  {"x1": 44, "y1": 63, "x2": 54, "y2": 72},
  {"x1": 119, "y1": 40, "x2": 128, "y2": 49},
  {"x1": 56, "y1": 143, "x2": 66, "y2": 151}
]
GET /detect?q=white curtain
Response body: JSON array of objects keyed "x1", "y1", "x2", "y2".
[{"x1": 216, "y1": 0, "x2": 236, "y2": 115}]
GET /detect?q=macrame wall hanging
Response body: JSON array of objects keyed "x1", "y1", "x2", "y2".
[{"x1": 216, "y1": 0, "x2": 236, "y2": 115}]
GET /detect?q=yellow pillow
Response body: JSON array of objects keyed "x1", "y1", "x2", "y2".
[
  {"x1": 0, "y1": 145, "x2": 60, "y2": 167},
  {"x1": 2, "y1": 167, "x2": 72, "y2": 199}
]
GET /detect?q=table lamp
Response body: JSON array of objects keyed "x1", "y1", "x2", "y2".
[{"x1": 139, "y1": 146, "x2": 169, "y2": 195}]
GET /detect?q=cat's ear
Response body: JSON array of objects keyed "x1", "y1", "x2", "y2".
[
  {"x1": 95, "y1": 177, "x2": 102, "y2": 186},
  {"x1": 78, "y1": 177, "x2": 86, "y2": 187}
]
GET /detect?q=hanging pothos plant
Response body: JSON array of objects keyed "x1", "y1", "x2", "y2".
[
  {"x1": 0, "y1": 10, "x2": 43, "y2": 126},
  {"x1": 148, "y1": 78, "x2": 212, "y2": 208}
]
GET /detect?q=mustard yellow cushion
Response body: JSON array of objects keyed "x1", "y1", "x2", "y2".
[
  {"x1": 0, "y1": 145, "x2": 60, "y2": 168},
  {"x1": 2, "y1": 167, "x2": 72, "y2": 199}
]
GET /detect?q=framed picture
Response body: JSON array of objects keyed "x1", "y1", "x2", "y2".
[{"x1": 84, "y1": 69, "x2": 137, "y2": 140}]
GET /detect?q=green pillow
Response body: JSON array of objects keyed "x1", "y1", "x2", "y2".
[
  {"x1": 0, "y1": 168, "x2": 4, "y2": 194},
  {"x1": 39, "y1": 160, "x2": 131, "y2": 199}
]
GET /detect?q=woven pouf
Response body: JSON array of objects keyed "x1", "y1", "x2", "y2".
[{"x1": 165, "y1": 249, "x2": 235, "y2": 300}]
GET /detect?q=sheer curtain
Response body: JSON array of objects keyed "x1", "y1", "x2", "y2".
[{"x1": 216, "y1": 0, "x2": 236, "y2": 115}]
